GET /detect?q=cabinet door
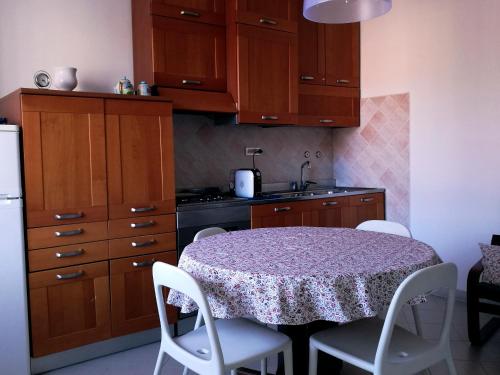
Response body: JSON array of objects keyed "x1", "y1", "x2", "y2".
[
  {"x1": 298, "y1": 84, "x2": 360, "y2": 127},
  {"x1": 298, "y1": 6, "x2": 325, "y2": 85},
  {"x1": 251, "y1": 202, "x2": 304, "y2": 228},
  {"x1": 29, "y1": 261, "x2": 111, "y2": 357},
  {"x1": 302, "y1": 197, "x2": 347, "y2": 227},
  {"x1": 152, "y1": 16, "x2": 226, "y2": 92},
  {"x1": 236, "y1": 24, "x2": 298, "y2": 125},
  {"x1": 151, "y1": 0, "x2": 225, "y2": 25},
  {"x1": 21, "y1": 95, "x2": 107, "y2": 228},
  {"x1": 325, "y1": 23, "x2": 360, "y2": 88},
  {"x1": 110, "y1": 251, "x2": 177, "y2": 337},
  {"x1": 106, "y1": 100, "x2": 175, "y2": 219},
  {"x1": 342, "y1": 193, "x2": 385, "y2": 228},
  {"x1": 234, "y1": 0, "x2": 297, "y2": 33}
]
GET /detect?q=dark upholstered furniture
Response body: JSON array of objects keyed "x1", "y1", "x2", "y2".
[{"x1": 467, "y1": 235, "x2": 500, "y2": 345}]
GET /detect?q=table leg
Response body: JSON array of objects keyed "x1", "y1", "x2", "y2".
[{"x1": 276, "y1": 321, "x2": 342, "y2": 375}]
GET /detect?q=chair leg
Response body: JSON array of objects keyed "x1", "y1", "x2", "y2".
[
  {"x1": 230, "y1": 369, "x2": 237, "y2": 375},
  {"x1": 284, "y1": 344, "x2": 294, "y2": 375},
  {"x1": 260, "y1": 358, "x2": 267, "y2": 375},
  {"x1": 308, "y1": 344, "x2": 318, "y2": 375},
  {"x1": 182, "y1": 366, "x2": 189, "y2": 375},
  {"x1": 411, "y1": 304, "x2": 423, "y2": 336},
  {"x1": 445, "y1": 352, "x2": 457, "y2": 375},
  {"x1": 153, "y1": 350, "x2": 165, "y2": 375}
]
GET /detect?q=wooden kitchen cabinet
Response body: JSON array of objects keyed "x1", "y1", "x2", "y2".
[
  {"x1": 110, "y1": 252, "x2": 177, "y2": 337},
  {"x1": 29, "y1": 261, "x2": 111, "y2": 357},
  {"x1": 251, "y1": 201, "x2": 304, "y2": 228},
  {"x1": 298, "y1": 14, "x2": 325, "y2": 85},
  {"x1": 231, "y1": 0, "x2": 298, "y2": 33},
  {"x1": 302, "y1": 196, "x2": 348, "y2": 227},
  {"x1": 151, "y1": 0, "x2": 225, "y2": 25},
  {"x1": 341, "y1": 193, "x2": 385, "y2": 228},
  {"x1": 152, "y1": 16, "x2": 226, "y2": 92},
  {"x1": 229, "y1": 24, "x2": 298, "y2": 125},
  {"x1": 21, "y1": 95, "x2": 107, "y2": 228},
  {"x1": 105, "y1": 99, "x2": 176, "y2": 219}
]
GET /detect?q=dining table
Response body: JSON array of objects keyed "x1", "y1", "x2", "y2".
[{"x1": 168, "y1": 226, "x2": 440, "y2": 375}]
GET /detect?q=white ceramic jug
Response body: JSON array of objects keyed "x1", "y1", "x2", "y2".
[{"x1": 53, "y1": 67, "x2": 78, "y2": 91}]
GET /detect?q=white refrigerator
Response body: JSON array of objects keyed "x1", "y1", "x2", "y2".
[{"x1": 0, "y1": 125, "x2": 31, "y2": 374}]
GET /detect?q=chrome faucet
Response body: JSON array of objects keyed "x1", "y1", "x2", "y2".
[{"x1": 300, "y1": 161, "x2": 317, "y2": 191}]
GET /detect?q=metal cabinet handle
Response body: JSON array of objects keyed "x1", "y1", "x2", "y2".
[
  {"x1": 54, "y1": 212, "x2": 83, "y2": 220},
  {"x1": 132, "y1": 259, "x2": 156, "y2": 268},
  {"x1": 274, "y1": 207, "x2": 291, "y2": 212},
  {"x1": 56, "y1": 249, "x2": 84, "y2": 258},
  {"x1": 54, "y1": 228, "x2": 83, "y2": 237},
  {"x1": 361, "y1": 197, "x2": 374, "y2": 203},
  {"x1": 261, "y1": 115, "x2": 279, "y2": 121},
  {"x1": 300, "y1": 75, "x2": 315, "y2": 81},
  {"x1": 336, "y1": 79, "x2": 350, "y2": 84},
  {"x1": 319, "y1": 119, "x2": 334, "y2": 124},
  {"x1": 131, "y1": 239, "x2": 157, "y2": 248},
  {"x1": 259, "y1": 18, "x2": 277, "y2": 25},
  {"x1": 130, "y1": 221, "x2": 155, "y2": 229},
  {"x1": 182, "y1": 79, "x2": 202, "y2": 85},
  {"x1": 180, "y1": 10, "x2": 200, "y2": 17},
  {"x1": 322, "y1": 201, "x2": 338, "y2": 206},
  {"x1": 56, "y1": 270, "x2": 84, "y2": 280},
  {"x1": 130, "y1": 206, "x2": 156, "y2": 213}
]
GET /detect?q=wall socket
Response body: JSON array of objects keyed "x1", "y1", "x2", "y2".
[{"x1": 245, "y1": 147, "x2": 263, "y2": 156}]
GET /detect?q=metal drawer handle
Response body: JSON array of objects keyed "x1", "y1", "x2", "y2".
[
  {"x1": 261, "y1": 115, "x2": 279, "y2": 121},
  {"x1": 319, "y1": 119, "x2": 334, "y2": 124},
  {"x1": 54, "y1": 228, "x2": 83, "y2": 237},
  {"x1": 54, "y1": 212, "x2": 83, "y2": 220},
  {"x1": 132, "y1": 259, "x2": 156, "y2": 268},
  {"x1": 131, "y1": 239, "x2": 157, "y2": 248},
  {"x1": 130, "y1": 220, "x2": 155, "y2": 229},
  {"x1": 361, "y1": 198, "x2": 374, "y2": 203},
  {"x1": 56, "y1": 270, "x2": 84, "y2": 280},
  {"x1": 180, "y1": 10, "x2": 200, "y2": 17},
  {"x1": 300, "y1": 75, "x2": 315, "y2": 81},
  {"x1": 336, "y1": 79, "x2": 350, "y2": 84},
  {"x1": 182, "y1": 79, "x2": 202, "y2": 85},
  {"x1": 322, "y1": 201, "x2": 338, "y2": 206},
  {"x1": 56, "y1": 249, "x2": 84, "y2": 258},
  {"x1": 130, "y1": 206, "x2": 156, "y2": 213},
  {"x1": 259, "y1": 18, "x2": 277, "y2": 25},
  {"x1": 274, "y1": 207, "x2": 291, "y2": 212}
]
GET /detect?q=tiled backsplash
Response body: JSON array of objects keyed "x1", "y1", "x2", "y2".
[
  {"x1": 333, "y1": 93, "x2": 410, "y2": 226},
  {"x1": 173, "y1": 114, "x2": 334, "y2": 190}
]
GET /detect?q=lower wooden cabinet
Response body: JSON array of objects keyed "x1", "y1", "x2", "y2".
[
  {"x1": 110, "y1": 251, "x2": 177, "y2": 337},
  {"x1": 302, "y1": 196, "x2": 348, "y2": 227},
  {"x1": 29, "y1": 261, "x2": 111, "y2": 357},
  {"x1": 342, "y1": 193, "x2": 385, "y2": 228},
  {"x1": 251, "y1": 201, "x2": 304, "y2": 228}
]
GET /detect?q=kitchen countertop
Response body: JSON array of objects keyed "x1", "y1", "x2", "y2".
[{"x1": 176, "y1": 186, "x2": 385, "y2": 212}]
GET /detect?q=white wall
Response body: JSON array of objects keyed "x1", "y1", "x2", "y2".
[
  {"x1": 0, "y1": 0, "x2": 133, "y2": 97},
  {"x1": 362, "y1": 0, "x2": 500, "y2": 289}
]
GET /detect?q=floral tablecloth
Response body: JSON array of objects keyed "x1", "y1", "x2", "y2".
[{"x1": 167, "y1": 227, "x2": 440, "y2": 325}]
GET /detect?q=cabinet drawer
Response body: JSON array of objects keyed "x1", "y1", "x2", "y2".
[
  {"x1": 348, "y1": 193, "x2": 384, "y2": 207},
  {"x1": 28, "y1": 241, "x2": 109, "y2": 272},
  {"x1": 307, "y1": 196, "x2": 348, "y2": 210},
  {"x1": 252, "y1": 201, "x2": 305, "y2": 217},
  {"x1": 108, "y1": 214, "x2": 176, "y2": 239},
  {"x1": 151, "y1": 0, "x2": 225, "y2": 26},
  {"x1": 109, "y1": 232, "x2": 176, "y2": 258},
  {"x1": 233, "y1": 0, "x2": 298, "y2": 33},
  {"x1": 27, "y1": 221, "x2": 108, "y2": 250}
]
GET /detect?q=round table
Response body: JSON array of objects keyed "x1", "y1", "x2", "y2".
[{"x1": 168, "y1": 227, "x2": 440, "y2": 374}]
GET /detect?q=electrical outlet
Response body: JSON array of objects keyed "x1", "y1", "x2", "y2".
[{"x1": 245, "y1": 147, "x2": 263, "y2": 156}]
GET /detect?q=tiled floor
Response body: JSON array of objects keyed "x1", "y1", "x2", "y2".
[{"x1": 44, "y1": 296, "x2": 500, "y2": 375}]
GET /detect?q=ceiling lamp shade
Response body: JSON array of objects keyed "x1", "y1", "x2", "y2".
[{"x1": 303, "y1": 0, "x2": 392, "y2": 24}]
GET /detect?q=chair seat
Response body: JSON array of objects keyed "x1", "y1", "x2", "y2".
[
  {"x1": 174, "y1": 318, "x2": 290, "y2": 368},
  {"x1": 311, "y1": 318, "x2": 433, "y2": 373}
]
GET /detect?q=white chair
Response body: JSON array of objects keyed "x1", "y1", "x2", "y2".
[
  {"x1": 356, "y1": 220, "x2": 423, "y2": 337},
  {"x1": 193, "y1": 227, "x2": 227, "y2": 242},
  {"x1": 309, "y1": 263, "x2": 458, "y2": 375},
  {"x1": 153, "y1": 262, "x2": 294, "y2": 375}
]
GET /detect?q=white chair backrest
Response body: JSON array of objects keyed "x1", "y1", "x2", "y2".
[
  {"x1": 153, "y1": 262, "x2": 225, "y2": 375},
  {"x1": 356, "y1": 220, "x2": 412, "y2": 238},
  {"x1": 374, "y1": 263, "x2": 457, "y2": 374},
  {"x1": 194, "y1": 227, "x2": 227, "y2": 242}
]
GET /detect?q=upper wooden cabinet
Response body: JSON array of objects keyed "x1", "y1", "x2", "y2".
[
  {"x1": 298, "y1": 15, "x2": 325, "y2": 85},
  {"x1": 231, "y1": 0, "x2": 298, "y2": 33},
  {"x1": 21, "y1": 95, "x2": 107, "y2": 228},
  {"x1": 324, "y1": 23, "x2": 360, "y2": 88},
  {"x1": 152, "y1": 16, "x2": 227, "y2": 92},
  {"x1": 105, "y1": 100, "x2": 176, "y2": 219},
  {"x1": 151, "y1": 0, "x2": 225, "y2": 25},
  {"x1": 228, "y1": 24, "x2": 298, "y2": 125}
]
